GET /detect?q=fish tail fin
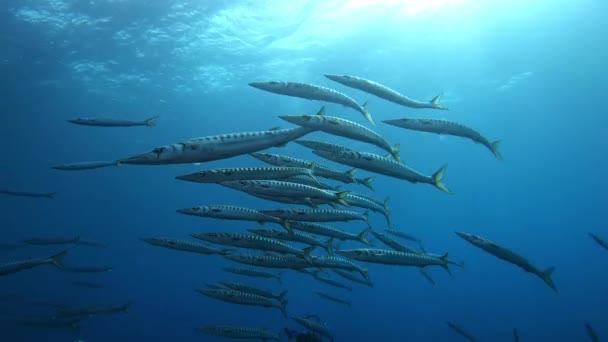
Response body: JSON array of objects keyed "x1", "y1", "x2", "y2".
[
  {"x1": 145, "y1": 116, "x2": 159, "y2": 126},
  {"x1": 49, "y1": 250, "x2": 68, "y2": 269},
  {"x1": 279, "y1": 290, "x2": 289, "y2": 302},
  {"x1": 491, "y1": 140, "x2": 503, "y2": 160},
  {"x1": 363, "y1": 210, "x2": 370, "y2": 224},
  {"x1": 432, "y1": 165, "x2": 451, "y2": 194},
  {"x1": 391, "y1": 144, "x2": 401, "y2": 162},
  {"x1": 307, "y1": 163, "x2": 321, "y2": 185},
  {"x1": 385, "y1": 213, "x2": 393, "y2": 230},
  {"x1": 439, "y1": 253, "x2": 452, "y2": 276},
  {"x1": 359, "y1": 176, "x2": 375, "y2": 191},
  {"x1": 335, "y1": 191, "x2": 350, "y2": 207},
  {"x1": 430, "y1": 93, "x2": 448, "y2": 110},
  {"x1": 346, "y1": 168, "x2": 357, "y2": 182},
  {"x1": 280, "y1": 300, "x2": 288, "y2": 318},
  {"x1": 325, "y1": 238, "x2": 335, "y2": 255},
  {"x1": 541, "y1": 267, "x2": 557, "y2": 292},
  {"x1": 303, "y1": 246, "x2": 316, "y2": 264},
  {"x1": 46, "y1": 192, "x2": 57, "y2": 199},
  {"x1": 360, "y1": 101, "x2": 375, "y2": 125},
  {"x1": 280, "y1": 219, "x2": 292, "y2": 233},
  {"x1": 358, "y1": 227, "x2": 371, "y2": 245}
]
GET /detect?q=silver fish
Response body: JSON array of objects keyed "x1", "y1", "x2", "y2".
[
  {"x1": 0, "y1": 250, "x2": 67, "y2": 276},
  {"x1": 292, "y1": 316, "x2": 334, "y2": 341},
  {"x1": 223, "y1": 267, "x2": 283, "y2": 284},
  {"x1": 52, "y1": 160, "x2": 119, "y2": 171},
  {"x1": 67, "y1": 116, "x2": 158, "y2": 127},
  {"x1": 384, "y1": 117, "x2": 501, "y2": 159},
  {"x1": 0, "y1": 190, "x2": 55, "y2": 199},
  {"x1": 176, "y1": 165, "x2": 318, "y2": 184},
  {"x1": 250, "y1": 81, "x2": 373, "y2": 124},
  {"x1": 332, "y1": 269, "x2": 374, "y2": 287},
  {"x1": 370, "y1": 231, "x2": 419, "y2": 253},
  {"x1": 316, "y1": 292, "x2": 351, "y2": 307},
  {"x1": 310, "y1": 271, "x2": 352, "y2": 291},
  {"x1": 199, "y1": 325, "x2": 280, "y2": 341},
  {"x1": 225, "y1": 254, "x2": 311, "y2": 271},
  {"x1": 247, "y1": 228, "x2": 334, "y2": 254},
  {"x1": 261, "y1": 208, "x2": 368, "y2": 225},
  {"x1": 176, "y1": 205, "x2": 289, "y2": 230},
  {"x1": 283, "y1": 175, "x2": 340, "y2": 191},
  {"x1": 343, "y1": 194, "x2": 391, "y2": 228},
  {"x1": 312, "y1": 149, "x2": 450, "y2": 193},
  {"x1": 288, "y1": 221, "x2": 370, "y2": 244},
  {"x1": 217, "y1": 282, "x2": 288, "y2": 302},
  {"x1": 280, "y1": 108, "x2": 400, "y2": 160},
  {"x1": 197, "y1": 287, "x2": 287, "y2": 317},
  {"x1": 120, "y1": 126, "x2": 313, "y2": 165},
  {"x1": 294, "y1": 139, "x2": 354, "y2": 153},
  {"x1": 336, "y1": 248, "x2": 450, "y2": 273},
  {"x1": 325, "y1": 74, "x2": 446, "y2": 110},
  {"x1": 141, "y1": 237, "x2": 231, "y2": 255},
  {"x1": 419, "y1": 268, "x2": 436, "y2": 285},
  {"x1": 311, "y1": 255, "x2": 369, "y2": 280}
]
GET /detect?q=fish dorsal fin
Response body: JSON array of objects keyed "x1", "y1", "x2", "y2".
[{"x1": 316, "y1": 106, "x2": 326, "y2": 116}]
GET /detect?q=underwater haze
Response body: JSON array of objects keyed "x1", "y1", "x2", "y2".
[{"x1": 1, "y1": 0, "x2": 607, "y2": 341}]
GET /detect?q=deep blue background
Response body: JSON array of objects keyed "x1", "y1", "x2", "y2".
[{"x1": 1, "y1": 0, "x2": 607, "y2": 341}]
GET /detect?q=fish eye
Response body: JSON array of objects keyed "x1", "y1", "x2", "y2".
[
  {"x1": 269, "y1": 81, "x2": 278, "y2": 85},
  {"x1": 209, "y1": 233, "x2": 217, "y2": 237},
  {"x1": 152, "y1": 147, "x2": 165, "y2": 154},
  {"x1": 191, "y1": 207, "x2": 200, "y2": 211},
  {"x1": 197, "y1": 171, "x2": 207, "y2": 177}
]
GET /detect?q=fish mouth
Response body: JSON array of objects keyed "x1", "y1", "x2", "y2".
[
  {"x1": 176, "y1": 209, "x2": 191, "y2": 215},
  {"x1": 278, "y1": 115, "x2": 298, "y2": 124},
  {"x1": 175, "y1": 174, "x2": 193, "y2": 181},
  {"x1": 454, "y1": 231, "x2": 468, "y2": 239},
  {"x1": 248, "y1": 82, "x2": 266, "y2": 89}
]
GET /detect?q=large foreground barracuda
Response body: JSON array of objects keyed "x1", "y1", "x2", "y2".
[
  {"x1": 0, "y1": 190, "x2": 56, "y2": 199},
  {"x1": 223, "y1": 267, "x2": 283, "y2": 284},
  {"x1": 198, "y1": 325, "x2": 280, "y2": 341},
  {"x1": 176, "y1": 205, "x2": 289, "y2": 230},
  {"x1": 288, "y1": 221, "x2": 370, "y2": 245},
  {"x1": 220, "y1": 180, "x2": 350, "y2": 208},
  {"x1": 119, "y1": 126, "x2": 314, "y2": 165},
  {"x1": 455, "y1": 232, "x2": 556, "y2": 291},
  {"x1": 225, "y1": 254, "x2": 311, "y2": 271},
  {"x1": 192, "y1": 232, "x2": 314, "y2": 262},
  {"x1": 261, "y1": 208, "x2": 369, "y2": 224},
  {"x1": 313, "y1": 149, "x2": 450, "y2": 193},
  {"x1": 216, "y1": 282, "x2": 288, "y2": 302},
  {"x1": 280, "y1": 109, "x2": 400, "y2": 160},
  {"x1": 292, "y1": 316, "x2": 334, "y2": 341},
  {"x1": 67, "y1": 116, "x2": 158, "y2": 127},
  {"x1": 336, "y1": 248, "x2": 451, "y2": 273},
  {"x1": 141, "y1": 237, "x2": 231, "y2": 255},
  {"x1": 249, "y1": 81, "x2": 373, "y2": 125},
  {"x1": 197, "y1": 287, "x2": 288, "y2": 317},
  {"x1": 0, "y1": 250, "x2": 67, "y2": 276},
  {"x1": 589, "y1": 232, "x2": 608, "y2": 251},
  {"x1": 383, "y1": 118, "x2": 502, "y2": 159},
  {"x1": 175, "y1": 166, "x2": 318, "y2": 184},
  {"x1": 446, "y1": 321, "x2": 476, "y2": 342},
  {"x1": 325, "y1": 74, "x2": 447, "y2": 111},
  {"x1": 52, "y1": 160, "x2": 119, "y2": 171},
  {"x1": 248, "y1": 228, "x2": 334, "y2": 254}
]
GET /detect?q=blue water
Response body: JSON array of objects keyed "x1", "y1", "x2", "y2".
[{"x1": 1, "y1": 0, "x2": 607, "y2": 341}]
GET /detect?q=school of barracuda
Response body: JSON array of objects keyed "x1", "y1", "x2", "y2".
[{"x1": 2, "y1": 74, "x2": 605, "y2": 341}]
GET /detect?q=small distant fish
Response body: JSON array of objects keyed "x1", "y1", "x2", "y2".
[
  {"x1": 419, "y1": 268, "x2": 436, "y2": 285},
  {"x1": 292, "y1": 316, "x2": 334, "y2": 342},
  {"x1": 384, "y1": 230, "x2": 426, "y2": 252},
  {"x1": 0, "y1": 190, "x2": 55, "y2": 199},
  {"x1": 17, "y1": 317, "x2": 80, "y2": 330},
  {"x1": 280, "y1": 108, "x2": 400, "y2": 160},
  {"x1": 197, "y1": 287, "x2": 287, "y2": 317},
  {"x1": 52, "y1": 160, "x2": 119, "y2": 171},
  {"x1": 336, "y1": 248, "x2": 451, "y2": 274},
  {"x1": 310, "y1": 271, "x2": 353, "y2": 291},
  {"x1": 62, "y1": 266, "x2": 113, "y2": 273},
  {"x1": 223, "y1": 267, "x2": 283, "y2": 284},
  {"x1": 288, "y1": 221, "x2": 370, "y2": 245},
  {"x1": 141, "y1": 237, "x2": 231, "y2": 256},
  {"x1": 22, "y1": 236, "x2": 80, "y2": 246},
  {"x1": 383, "y1": 118, "x2": 501, "y2": 159},
  {"x1": 249, "y1": 81, "x2": 373, "y2": 124},
  {"x1": 199, "y1": 325, "x2": 280, "y2": 341},
  {"x1": 217, "y1": 282, "x2": 288, "y2": 302},
  {"x1": 56, "y1": 303, "x2": 130, "y2": 318},
  {"x1": 176, "y1": 205, "x2": 289, "y2": 231},
  {"x1": 72, "y1": 281, "x2": 103, "y2": 289},
  {"x1": 325, "y1": 74, "x2": 447, "y2": 110},
  {"x1": 446, "y1": 321, "x2": 476, "y2": 342},
  {"x1": 316, "y1": 292, "x2": 351, "y2": 307},
  {"x1": 455, "y1": 232, "x2": 557, "y2": 291},
  {"x1": 261, "y1": 208, "x2": 368, "y2": 224},
  {"x1": 175, "y1": 166, "x2": 319, "y2": 184},
  {"x1": 585, "y1": 322, "x2": 600, "y2": 342},
  {"x1": 67, "y1": 116, "x2": 158, "y2": 127},
  {"x1": 332, "y1": 269, "x2": 374, "y2": 287},
  {"x1": 0, "y1": 250, "x2": 67, "y2": 276},
  {"x1": 589, "y1": 233, "x2": 608, "y2": 251}
]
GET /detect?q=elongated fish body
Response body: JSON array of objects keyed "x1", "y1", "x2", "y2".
[
  {"x1": 225, "y1": 254, "x2": 310, "y2": 270},
  {"x1": 0, "y1": 250, "x2": 67, "y2": 276},
  {"x1": 344, "y1": 194, "x2": 391, "y2": 228},
  {"x1": 370, "y1": 231, "x2": 418, "y2": 253},
  {"x1": 251, "y1": 152, "x2": 356, "y2": 184},
  {"x1": 120, "y1": 126, "x2": 314, "y2": 165},
  {"x1": 199, "y1": 325, "x2": 280, "y2": 341},
  {"x1": 384, "y1": 229, "x2": 426, "y2": 252},
  {"x1": 0, "y1": 190, "x2": 55, "y2": 199},
  {"x1": 193, "y1": 232, "x2": 312, "y2": 260},
  {"x1": 585, "y1": 322, "x2": 600, "y2": 342},
  {"x1": 589, "y1": 233, "x2": 608, "y2": 251},
  {"x1": 336, "y1": 248, "x2": 449, "y2": 271},
  {"x1": 455, "y1": 232, "x2": 556, "y2": 291},
  {"x1": 245, "y1": 192, "x2": 332, "y2": 207},
  {"x1": 250, "y1": 81, "x2": 373, "y2": 124},
  {"x1": 198, "y1": 287, "x2": 287, "y2": 316},
  {"x1": 248, "y1": 228, "x2": 333, "y2": 253},
  {"x1": 56, "y1": 303, "x2": 130, "y2": 318},
  {"x1": 223, "y1": 267, "x2": 283, "y2": 284},
  {"x1": 175, "y1": 166, "x2": 317, "y2": 184},
  {"x1": 221, "y1": 180, "x2": 350, "y2": 207},
  {"x1": 292, "y1": 316, "x2": 334, "y2": 341},
  {"x1": 384, "y1": 118, "x2": 501, "y2": 159},
  {"x1": 23, "y1": 236, "x2": 80, "y2": 246},
  {"x1": 332, "y1": 269, "x2": 374, "y2": 287},
  {"x1": 446, "y1": 321, "x2": 476, "y2": 342},
  {"x1": 141, "y1": 237, "x2": 230, "y2": 255},
  {"x1": 52, "y1": 160, "x2": 118, "y2": 171},
  {"x1": 17, "y1": 318, "x2": 80, "y2": 330},
  {"x1": 218, "y1": 282, "x2": 287, "y2": 302},
  {"x1": 295, "y1": 139, "x2": 354, "y2": 153},
  {"x1": 176, "y1": 205, "x2": 285, "y2": 228},
  {"x1": 316, "y1": 292, "x2": 351, "y2": 307},
  {"x1": 313, "y1": 149, "x2": 450, "y2": 193},
  {"x1": 288, "y1": 221, "x2": 370, "y2": 244},
  {"x1": 62, "y1": 266, "x2": 113, "y2": 273},
  {"x1": 312, "y1": 271, "x2": 353, "y2": 291},
  {"x1": 280, "y1": 112, "x2": 400, "y2": 160},
  {"x1": 325, "y1": 74, "x2": 446, "y2": 110},
  {"x1": 68, "y1": 116, "x2": 158, "y2": 127},
  {"x1": 261, "y1": 208, "x2": 368, "y2": 224},
  {"x1": 284, "y1": 175, "x2": 340, "y2": 191},
  {"x1": 311, "y1": 255, "x2": 369, "y2": 280},
  {"x1": 419, "y1": 268, "x2": 436, "y2": 285}
]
